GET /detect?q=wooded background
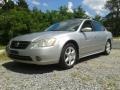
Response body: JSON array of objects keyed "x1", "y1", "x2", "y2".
[{"x1": 0, "y1": 0, "x2": 120, "y2": 45}]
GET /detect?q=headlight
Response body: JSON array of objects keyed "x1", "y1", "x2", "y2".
[{"x1": 31, "y1": 38, "x2": 56, "y2": 48}]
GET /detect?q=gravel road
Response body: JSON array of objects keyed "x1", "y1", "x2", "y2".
[
  {"x1": 0, "y1": 49, "x2": 120, "y2": 90},
  {"x1": 113, "y1": 40, "x2": 120, "y2": 49}
]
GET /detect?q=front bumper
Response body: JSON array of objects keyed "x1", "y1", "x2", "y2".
[{"x1": 6, "y1": 45, "x2": 61, "y2": 65}]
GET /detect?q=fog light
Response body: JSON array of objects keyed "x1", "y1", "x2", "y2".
[{"x1": 36, "y1": 56, "x2": 41, "y2": 61}]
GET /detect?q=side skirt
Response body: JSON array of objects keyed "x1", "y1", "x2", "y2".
[{"x1": 79, "y1": 50, "x2": 104, "y2": 59}]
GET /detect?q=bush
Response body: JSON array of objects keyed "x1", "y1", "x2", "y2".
[{"x1": 0, "y1": 1, "x2": 87, "y2": 45}]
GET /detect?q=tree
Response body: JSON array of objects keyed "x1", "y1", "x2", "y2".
[
  {"x1": 74, "y1": 6, "x2": 86, "y2": 18},
  {"x1": 106, "y1": 0, "x2": 120, "y2": 18},
  {"x1": 2, "y1": 0, "x2": 14, "y2": 11},
  {"x1": 94, "y1": 15, "x2": 105, "y2": 24},
  {"x1": 0, "y1": 4, "x2": 87, "y2": 45},
  {"x1": 18, "y1": 0, "x2": 28, "y2": 9},
  {"x1": 94, "y1": 15, "x2": 101, "y2": 21},
  {"x1": 0, "y1": 9, "x2": 32, "y2": 44},
  {"x1": 105, "y1": 0, "x2": 120, "y2": 36}
]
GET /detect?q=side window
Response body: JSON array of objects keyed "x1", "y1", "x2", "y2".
[
  {"x1": 92, "y1": 21, "x2": 105, "y2": 31},
  {"x1": 81, "y1": 21, "x2": 93, "y2": 31}
]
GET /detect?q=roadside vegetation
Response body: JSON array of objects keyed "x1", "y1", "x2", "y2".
[
  {"x1": 113, "y1": 36, "x2": 120, "y2": 40},
  {"x1": 0, "y1": 0, "x2": 87, "y2": 45},
  {"x1": 0, "y1": 0, "x2": 120, "y2": 45},
  {"x1": 0, "y1": 52, "x2": 9, "y2": 61},
  {"x1": 0, "y1": 45, "x2": 5, "y2": 50}
]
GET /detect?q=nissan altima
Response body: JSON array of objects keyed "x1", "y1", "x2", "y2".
[{"x1": 6, "y1": 19, "x2": 112, "y2": 69}]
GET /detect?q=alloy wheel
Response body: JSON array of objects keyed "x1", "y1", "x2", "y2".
[
  {"x1": 106, "y1": 41, "x2": 111, "y2": 54},
  {"x1": 64, "y1": 46, "x2": 76, "y2": 66}
]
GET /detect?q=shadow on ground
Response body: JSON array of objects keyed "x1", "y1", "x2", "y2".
[{"x1": 2, "y1": 53, "x2": 103, "y2": 74}]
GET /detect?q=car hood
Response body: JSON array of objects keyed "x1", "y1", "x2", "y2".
[{"x1": 12, "y1": 31, "x2": 71, "y2": 41}]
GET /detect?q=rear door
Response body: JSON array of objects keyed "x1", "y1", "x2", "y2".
[{"x1": 92, "y1": 21, "x2": 107, "y2": 51}]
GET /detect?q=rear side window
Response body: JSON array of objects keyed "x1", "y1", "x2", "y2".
[{"x1": 92, "y1": 21, "x2": 105, "y2": 31}]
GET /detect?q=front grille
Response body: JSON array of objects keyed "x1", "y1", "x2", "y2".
[
  {"x1": 9, "y1": 54, "x2": 32, "y2": 61},
  {"x1": 10, "y1": 41, "x2": 30, "y2": 49}
]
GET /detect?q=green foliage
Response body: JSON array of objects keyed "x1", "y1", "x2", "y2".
[
  {"x1": 0, "y1": 44, "x2": 5, "y2": 50},
  {"x1": 0, "y1": 9, "x2": 32, "y2": 44},
  {"x1": 94, "y1": 15, "x2": 101, "y2": 21},
  {"x1": 18, "y1": 0, "x2": 28, "y2": 9},
  {"x1": 0, "y1": 1, "x2": 87, "y2": 45},
  {"x1": 2, "y1": 0, "x2": 14, "y2": 11},
  {"x1": 105, "y1": 0, "x2": 120, "y2": 36},
  {"x1": 74, "y1": 6, "x2": 87, "y2": 18}
]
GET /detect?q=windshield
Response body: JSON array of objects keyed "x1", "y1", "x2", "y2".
[{"x1": 45, "y1": 19, "x2": 82, "y2": 31}]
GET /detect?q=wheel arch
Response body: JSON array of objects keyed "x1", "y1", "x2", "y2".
[
  {"x1": 107, "y1": 38, "x2": 112, "y2": 49},
  {"x1": 61, "y1": 40, "x2": 79, "y2": 59}
]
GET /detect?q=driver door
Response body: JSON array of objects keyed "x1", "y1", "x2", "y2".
[{"x1": 79, "y1": 20, "x2": 97, "y2": 56}]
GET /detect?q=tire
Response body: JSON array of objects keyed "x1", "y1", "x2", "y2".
[
  {"x1": 104, "y1": 40, "x2": 111, "y2": 55},
  {"x1": 59, "y1": 43, "x2": 77, "y2": 69}
]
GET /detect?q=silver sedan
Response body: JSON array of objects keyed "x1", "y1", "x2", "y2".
[{"x1": 6, "y1": 19, "x2": 112, "y2": 69}]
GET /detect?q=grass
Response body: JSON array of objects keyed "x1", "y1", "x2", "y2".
[
  {"x1": 0, "y1": 45, "x2": 5, "y2": 50},
  {"x1": 113, "y1": 36, "x2": 120, "y2": 40},
  {"x1": 0, "y1": 52, "x2": 9, "y2": 61}
]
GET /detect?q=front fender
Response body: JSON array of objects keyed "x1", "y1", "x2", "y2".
[{"x1": 56, "y1": 35, "x2": 79, "y2": 59}]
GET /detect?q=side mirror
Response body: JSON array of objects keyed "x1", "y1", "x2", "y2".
[{"x1": 81, "y1": 27, "x2": 92, "y2": 32}]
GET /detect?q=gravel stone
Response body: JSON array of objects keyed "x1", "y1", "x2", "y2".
[{"x1": 0, "y1": 50, "x2": 120, "y2": 90}]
